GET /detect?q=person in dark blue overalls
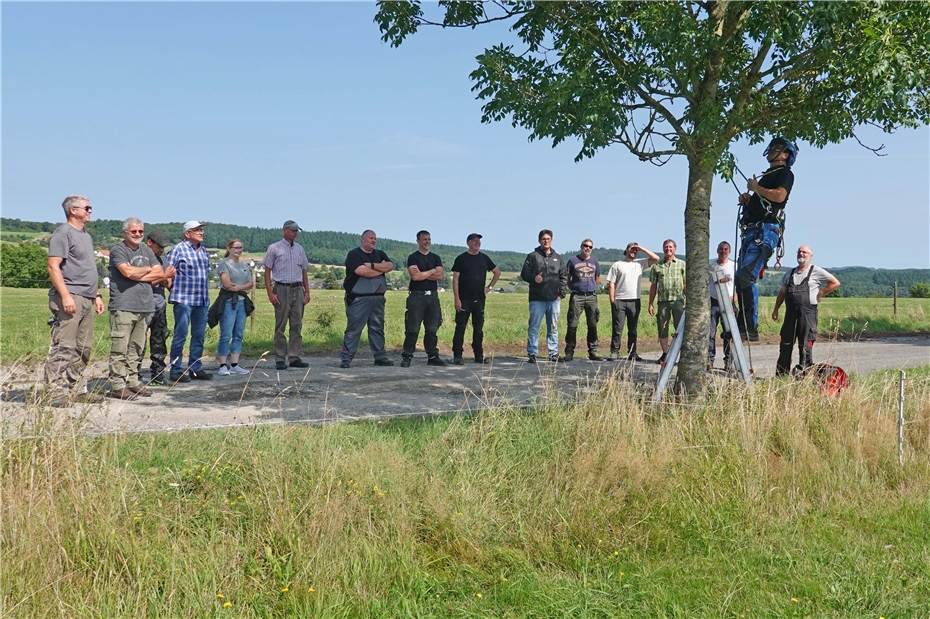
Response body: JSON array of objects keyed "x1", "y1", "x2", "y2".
[
  {"x1": 771, "y1": 245, "x2": 840, "y2": 376},
  {"x1": 735, "y1": 137, "x2": 798, "y2": 341}
]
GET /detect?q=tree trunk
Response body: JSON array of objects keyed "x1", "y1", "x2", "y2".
[{"x1": 677, "y1": 158, "x2": 714, "y2": 395}]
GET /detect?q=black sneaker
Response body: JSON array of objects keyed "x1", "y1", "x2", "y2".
[
  {"x1": 747, "y1": 331, "x2": 760, "y2": 342},
  {"x1": 147, "y1": 374, "x2": 167, "y2": 386},
  {"x1": 339, "y1": 360, "x2": 351, "y2": 369},
  {"x1": 627, "y1": 354, "x2": 646, "y2": 363},
  {"x1": 400, "y1": 357, "x2": 412, "y2": 368},
  {"x1": 527, "y1": 355, "x2": 537, "y2": 364},
  {"x1": 169, "y1": 372, "x2": 191, "y2": 383},
  {"x1": 289, "y1": 359, "x2": 310, "y2": 368},
  {"x1": 588, "y1": 353, "x2": 603, "y2": 361},
  {"x1": 189, "y1": 369, "x2": 212, "y2": 380},
  {"x1": 561, "y1": 354, "x2": 574, "y2": 362},
  {"x1": 427, "y1": 356, "x2": 446, "y2": 367},
  {"x1": 275, "y1": 361, "x2": 287, "y2": 370},
  {"x1": 453, "y1": 356, "x2": 464, "y2": 365},
  {"x1": 474, "y1": 356, "x2": 489, "y2": 364},
  {"x1": 373, "y1": 358, "x2": 394, "y2": 367}
]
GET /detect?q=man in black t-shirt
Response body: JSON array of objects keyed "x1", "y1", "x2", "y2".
[
  {"x1": 451, "y1": 233, "x2": 501, "y2": 364},
  {"x1": 339, "y1": 230, "x2": 395, "y2": 368},
  {"x1": 402, "y1": 230, "x2": 446, "y2": 367},
  {"x1": 735, "y1": 136, "x2": 798, "y2": 341}
]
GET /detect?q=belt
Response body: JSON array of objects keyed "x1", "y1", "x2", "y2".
[
  {"x1": 571, "y1": 292, "x2": 596, "y2": 297},
  {"x1": 408, "y1": 290, "x2": 435, "y2": 296},
  {"x1": 274, "y1": 281, "x2": 302, "y2": 287}
]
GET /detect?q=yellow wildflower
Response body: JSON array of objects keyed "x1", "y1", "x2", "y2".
[
  {"x1": 223, "y1": 601, "x2": 232, "y2": 608},
  {"x1": 308, "y1": 586, "x2": 316, "y2": 593},
  {"x1": 280, "y1": 586, "x2": 289, "y2": 593},
  {"x1": 791, "y1": 597, "x2": 799, "y2": 603},
  {"x1": 216, "y1": 593, "x2": 224, "y2": 599}
]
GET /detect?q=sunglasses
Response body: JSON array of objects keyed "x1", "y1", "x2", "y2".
[{"x1": 581, "y1": 244, "x2": 593, "y2": 249}]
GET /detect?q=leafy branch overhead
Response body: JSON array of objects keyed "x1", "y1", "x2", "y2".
[{"x1": 377, "y1": 1, "x2": 930, "y2": 173}]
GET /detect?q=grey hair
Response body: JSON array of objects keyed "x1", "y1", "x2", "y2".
[
  {"x1": 123, "y1": 217, "x2": 143, "y2": 232},
  {"x1": 61, "y1": 195, "x2": 90, "y2": 217}
]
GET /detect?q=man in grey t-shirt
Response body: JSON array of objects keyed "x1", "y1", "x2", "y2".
[
  {"x1": 106, "y1": 217, "x2": 171, "y2": 399},
  {"x1": 44, "y1": 195, "x2": 106, "y2": 406}
]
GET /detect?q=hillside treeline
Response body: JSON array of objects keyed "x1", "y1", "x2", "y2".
[{"x1": 2, "y1": 218, "x2": 927, "y2": 296}]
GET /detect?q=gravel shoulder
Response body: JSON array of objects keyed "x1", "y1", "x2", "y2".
[{"x1": 2, "y1": 335, "x2": 927, "y2": 437}]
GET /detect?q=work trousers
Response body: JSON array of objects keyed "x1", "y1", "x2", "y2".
[
  {"x1": 44, "y1": 291, "x2": 96, "y2": 396},
  {"x1": 402, "y1": 293, "x2": 442, "y2": 359},
  {"x1": 341, "y1": 295, "x2": 388, "y2": 362},
  {"x1": 610, "y1": 298, "x2": 640, "y2": 356},
  {"x1": 708, "y1": 298, "x2": 732, "y2": 363},
  {"x1": 565, "y1": 293, "x2": 599, "y2": 355},
  {"x1": 776, "y1": 303, "x2": 818, "y2": 376},
  {"x1": 147, "y1": 304, "x2": 168, "y2": 378},
  {"x1": 109, "y1": 310, "x2": 149, "y2": 390},
  {"x1": 656, "y1": 299, "x2": 684, "y2": 338},
  {"x1": 272, "y1": 283, "x2": 305, "y2": 363},
  {"x1": 452, "y1": 297, "x2": 486, "y2": 360}
]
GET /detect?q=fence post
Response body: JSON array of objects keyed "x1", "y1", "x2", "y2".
[
  {"x1": 897, "y1": 370, "x2": 906, "y2": 466},
  {"x1": 893, "y1": 280, "x2": 898, "y2": 317}
]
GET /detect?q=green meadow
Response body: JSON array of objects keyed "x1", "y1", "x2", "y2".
[{"x1": 1, "y1": 287, "x2": 927, "y2": 363}]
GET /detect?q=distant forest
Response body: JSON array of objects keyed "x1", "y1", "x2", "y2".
[{"x1": 2, "y1": 218, "x2": 927, "y2": 297}]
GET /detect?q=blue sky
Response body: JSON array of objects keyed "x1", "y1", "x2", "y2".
[{"x1": 2, "y1": 2, "x2": 928, "y2": 268}]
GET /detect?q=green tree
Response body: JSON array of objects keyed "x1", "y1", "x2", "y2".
[
  {"x1": 376, "y1": 1, "x2": 930, "y2": 393},
  {"x1": 909, "y1": 282, "x2": 930, "y2": 298},
  {"x1": 0, "y1": 243, "x2": 49, "y2": 288}
]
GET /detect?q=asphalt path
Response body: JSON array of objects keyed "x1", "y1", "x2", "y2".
[{"x1": 2, "y1": 336, "x2": 927, "y2": 438}]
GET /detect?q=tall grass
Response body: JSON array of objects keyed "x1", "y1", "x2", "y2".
[{"x1": 3, "y1": 369, "x2": 929, "y2": 616}]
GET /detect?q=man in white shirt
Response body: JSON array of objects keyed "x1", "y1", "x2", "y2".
[
  {"x1": 708, "y1": 241, "x2": 737, "y2": 369},
  {"x1": 771, "y1": 245, "x2": 840, "y2": 375},
  {"x1": 605, "y1": 242, "x2": 659, "y2": 361}
]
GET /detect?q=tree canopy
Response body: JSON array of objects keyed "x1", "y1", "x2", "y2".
[{"x1": 376, "y1": 0, "x2": 930, "y2": 392}]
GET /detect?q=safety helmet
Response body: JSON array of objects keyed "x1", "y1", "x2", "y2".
[{"x1": 763, "y1": 136, "x2": 798, "y2": 167}]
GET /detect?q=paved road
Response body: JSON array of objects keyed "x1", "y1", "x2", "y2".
[{"x1": 2, "y1": 336, "x2": 927, "y2": 437}]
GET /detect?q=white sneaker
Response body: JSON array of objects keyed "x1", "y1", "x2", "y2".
[
  {"x1": 229, "y1": 365, "x2": 250, "y2": 375},
  {"x1": 217, "y1": 365, "x2": 230, "y2": 376}
]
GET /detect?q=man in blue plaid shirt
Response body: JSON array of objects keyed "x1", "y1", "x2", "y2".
[{"x1": 167, "y1": 221, "x2": 212, "y2": 381}]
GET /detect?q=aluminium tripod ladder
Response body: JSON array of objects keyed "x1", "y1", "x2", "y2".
[{"x1": 652, "y1": 277, "x2": 752, "y2": 403}]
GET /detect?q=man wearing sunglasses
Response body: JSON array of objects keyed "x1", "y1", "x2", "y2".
[
  {"x1": 44, "y1": 195, "x2": 106, "y2": 406},
  {"x1": 106, "y1": 218, "x2": 172, "y2": 399},
  {"x1": 563, "y1": 239, "x2": 602, "y2": 362}
]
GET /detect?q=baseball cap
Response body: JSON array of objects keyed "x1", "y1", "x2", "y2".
[
  {"x1": 147, "y1": 230, "x2": 170, "y2": 248},
  {"x1": 182, "y1": 220, "x2": 204, "y2": 232},
  {"x1": 283, "y1": 220, "x2": 302, "y2": 231},
  {"x1": 466, "y1": 233, "x2": 482, "y2": 242}
]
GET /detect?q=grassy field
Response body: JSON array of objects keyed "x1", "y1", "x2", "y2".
[
  {"x1": 1, "y1": 287, "x2": 927, "y2": 363},
  {"x1": 2, "y1": 366, "x2": 929, "y2": 616}
]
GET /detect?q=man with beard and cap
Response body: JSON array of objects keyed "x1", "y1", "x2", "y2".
[
  {"x1": 167, "y1": 220, "x2": 212, "y2": 382},
  {"x1": 771, "y1": 245, "x2": 840, "y2": 376}
]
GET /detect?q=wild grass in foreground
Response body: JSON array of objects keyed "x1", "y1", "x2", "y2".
[{"x1": 2, "y1": 369, "x2": 929, "y2": 617}]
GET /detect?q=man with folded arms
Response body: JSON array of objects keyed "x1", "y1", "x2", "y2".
[{"x1": 107, "y1": 218, "x2": 172, "y2": 399}]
